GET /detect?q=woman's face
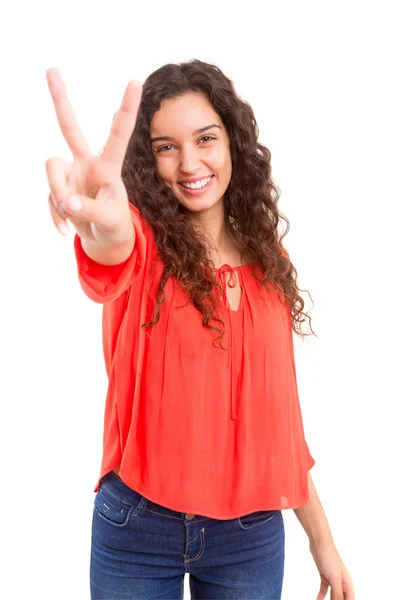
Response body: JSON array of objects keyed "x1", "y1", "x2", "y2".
[{"x1": 150, "y1": 92, "x2": 232, "y2": 214}]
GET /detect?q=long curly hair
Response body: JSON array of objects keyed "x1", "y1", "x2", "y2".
[{"x1": 121, "y1": 58, "x2": 317, "y2": 347}]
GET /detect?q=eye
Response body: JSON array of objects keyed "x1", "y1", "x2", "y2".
[
  {"x1": 155, "y1": 136, "x2": 216, "y2": 154},
  {"x1": 155, "y1": 144, "x2": 174, "y2": 153}
]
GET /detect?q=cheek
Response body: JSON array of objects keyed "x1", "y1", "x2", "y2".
[
  {"x1": 208, "y1": 147, "x2": 231, "y2": 173},
  {"x1": 155, "y1": 160, "x2": 173, "y2": 183}
]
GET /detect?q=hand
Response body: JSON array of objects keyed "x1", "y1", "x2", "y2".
[
  {"x1": 310, "y1": 540, "x2": 355, "y2": 600},
  {"x1": 45, "y1": 68, "x2": 142, "y2": 245}
]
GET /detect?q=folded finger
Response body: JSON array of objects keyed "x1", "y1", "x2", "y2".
[
  {"x1": 45, "y1": 157, "x2": 71, "y2": 219},
  {"x1": 48, "y1": 193, "x2": 69, "y2": 235}
]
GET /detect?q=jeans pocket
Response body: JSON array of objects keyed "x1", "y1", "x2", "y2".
[
  {"x1": 237, "y1": 509, "x2": 279, "y2": 530},
  {"x1": 93, "y1": 481, "x2": 142, "y2": 528}
]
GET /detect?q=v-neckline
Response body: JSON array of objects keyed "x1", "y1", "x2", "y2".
[{"x1": 215, "y1": 264, "x2": 248, "y2": 313}]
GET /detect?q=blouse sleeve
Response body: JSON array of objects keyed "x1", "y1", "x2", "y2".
[
  {"x1": 286, "y1": 303, "x2": 316, "y2": 472},
  {"x1": 73, "y1": 203, "x2": 147, "y2": 304}
]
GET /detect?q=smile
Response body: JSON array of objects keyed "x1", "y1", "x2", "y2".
[
  {"x1": 180, "y1": 175, "x2": 214, "y2": 189},
  {"x1": 178, "y1": 175, "x2": 215, "y2": 195}
]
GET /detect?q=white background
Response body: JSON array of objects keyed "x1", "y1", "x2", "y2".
[{"x1": 2, "y1": 0, "x2": 399, "y2": 598}]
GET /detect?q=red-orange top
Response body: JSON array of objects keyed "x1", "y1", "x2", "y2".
[{"x1": 74, "y1": 203, "x2": 315, "y2": 519}]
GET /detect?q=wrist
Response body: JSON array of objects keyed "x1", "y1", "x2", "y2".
[{"x1": 81, "y1": 232, "x2": 135, "y2": 266}]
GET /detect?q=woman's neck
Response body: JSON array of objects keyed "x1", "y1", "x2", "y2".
[
  {"x1": 189, "y1": 200, "x2": 251, "y2": 267},
  {"x1": 190, "y1": 200, "x2": 231, "y2": 251}
]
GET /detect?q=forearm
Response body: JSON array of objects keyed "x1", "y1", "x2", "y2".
[{"x1": 293, "y1": 473, "x2": 335, "y2": 547}]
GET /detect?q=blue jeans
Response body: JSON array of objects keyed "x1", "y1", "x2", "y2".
[{"x1": 90, "y1": 471, "x2": 285, "y2": 599}]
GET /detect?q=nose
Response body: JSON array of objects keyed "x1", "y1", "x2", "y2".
[{"x1": 179, "y1": 144, "x2": 202, "y2": 174}]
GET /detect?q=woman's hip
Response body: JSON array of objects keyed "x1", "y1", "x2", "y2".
[{"x1": 90, "y1": 470, "x2": 285, "y2": 599}]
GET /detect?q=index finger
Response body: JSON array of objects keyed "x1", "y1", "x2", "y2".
[
  {"x1": 101, "y1": 80, "x2": 143, "y2": 170},
  {"x1": 46, "y1": 68, "x2": 93, "y2": 160}
]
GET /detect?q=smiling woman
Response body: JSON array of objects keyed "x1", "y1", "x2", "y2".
[
  {"x1": 45, "y1": 58, "x2": 342, "y2": 600},
  {"x1": 88, "y1": 58, "x2": 319, "y2": 599},
  {"x1": 121, "y1": 60, "x2": 316, "y2": 344}
]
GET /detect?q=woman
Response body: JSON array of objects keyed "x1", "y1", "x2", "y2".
[{"x1": 45, "y1": 59, "x2": 355, "y2": 600}]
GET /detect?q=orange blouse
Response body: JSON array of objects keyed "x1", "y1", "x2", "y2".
[{"x1": 74, "y1": 203, "x2": 315, "y2": 519}]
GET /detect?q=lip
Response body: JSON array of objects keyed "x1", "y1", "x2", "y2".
[{"x1": 178, "y1": 175, "x2": 215, "y2": 196}]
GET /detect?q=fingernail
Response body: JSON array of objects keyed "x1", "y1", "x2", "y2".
[
  {"x1": 69, "y1": 196, "x2": 82, "y2": 212},
  {"x1": 58, "y1": 202, "x2": 67, "y2": 218},
  {"x1": 58, "y1": 223, "x2": 69, "y2": 236}
]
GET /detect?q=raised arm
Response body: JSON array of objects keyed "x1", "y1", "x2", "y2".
[{"x1": 45, "y1": 68, "x2": 142, "y2": 264}]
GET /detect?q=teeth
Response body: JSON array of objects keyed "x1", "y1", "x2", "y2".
[{"x1": 181, "y1": 176, "x2": 212, "y2": 189}]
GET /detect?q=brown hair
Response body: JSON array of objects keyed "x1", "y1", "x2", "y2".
[{"x1": 121, "y1": 59, "x2": 317, "y2": 347}]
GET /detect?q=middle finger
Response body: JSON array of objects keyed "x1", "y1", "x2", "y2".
[{"x1": 101, "y1": 80, "x2": 143, "y2": 171}]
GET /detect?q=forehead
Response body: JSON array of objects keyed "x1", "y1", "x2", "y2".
[{"x1": 150, "y1": 93, "x2": 222, "y2": 135}]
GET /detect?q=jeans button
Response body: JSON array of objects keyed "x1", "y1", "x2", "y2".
[{"x1": 186, "y1": 513, "x2": 195, "y2": 519}]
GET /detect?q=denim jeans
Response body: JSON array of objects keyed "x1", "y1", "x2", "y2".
[{"x1": 90, "y1": 471, "x2": 285, "y2": 599}]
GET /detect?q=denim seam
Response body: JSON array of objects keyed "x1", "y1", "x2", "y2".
[
  {"x1": 131, "y1": 498, "x2": 149, "y2": 517},
  {"x1": 186, "y1": 532, "x2": 201, "y2": 546},
  {"x1": 145, "y1": 507, "x2": 209, "y2": 523},
  {"x1": 144, "y1": 508, "x2": 183, "y2": 520},
  {"x1": 101, "y1": 483, "x2": 140, "y2": 509},
  {"x1": 184, "y1": 528, "x2": 205, "y2": 562},
  {"x1": 238, "y1": 510, "x2": 278, "y2": 530},
  {"x1": 94, "y1": 506, "x2": 132, "y2": 526}
]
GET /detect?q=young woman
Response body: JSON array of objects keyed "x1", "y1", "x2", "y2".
[{"x1": 45, "y1": 59, "x2": 354, "y2": 600}]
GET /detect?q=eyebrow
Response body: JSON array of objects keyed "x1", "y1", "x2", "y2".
[{"x1": 150, "y1": 124, "x2": 222, "y2": 144}]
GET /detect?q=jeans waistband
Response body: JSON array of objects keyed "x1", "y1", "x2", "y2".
[{"x1": 100, "y1": 470, "x2": 212, "y2": 523}]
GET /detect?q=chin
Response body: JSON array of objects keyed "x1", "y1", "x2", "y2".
[
  {"x1": 180, "y1": 198, "x2": 222, "y2": 214},
  {"x1": 173, "y1": 185, "x2": 225, "y2": 212}
]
